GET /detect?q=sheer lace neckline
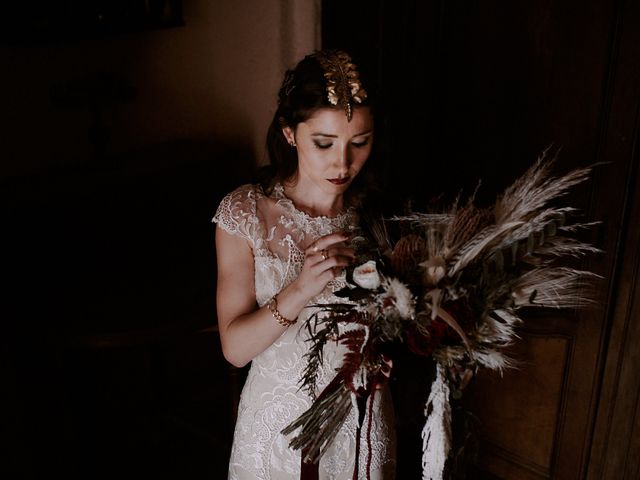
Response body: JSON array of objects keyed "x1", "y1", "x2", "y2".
[{"x1": 271, "y1": 182, "x2": 355, "y2": 222}]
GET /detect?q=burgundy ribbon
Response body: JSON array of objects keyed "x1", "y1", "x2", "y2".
[
  {"x1": 299, "y1": 356, "x2": 393, "y2": 480},
  {"x1": 301, "y1": 449, "x2": 319, "y2": 480}
]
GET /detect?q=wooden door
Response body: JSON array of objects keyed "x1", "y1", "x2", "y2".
[{"x1": 323, "y1": 0, "x2": 640, "y2": 478}]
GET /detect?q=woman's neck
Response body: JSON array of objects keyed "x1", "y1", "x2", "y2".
[{"x1": 282, "y1": 180, "x2": 345, "y2": 218}]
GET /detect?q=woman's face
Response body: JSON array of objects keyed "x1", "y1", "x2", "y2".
[{"x1": 283, "y1": 106, "x2": 374, "y2": 197}]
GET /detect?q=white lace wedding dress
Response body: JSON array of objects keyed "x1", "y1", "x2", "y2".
[{"x1": 213, "y1": 183, "x2": 396, "y2": 480}]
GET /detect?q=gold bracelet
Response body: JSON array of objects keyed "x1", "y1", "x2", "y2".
[{"x1": 267, "y1": 295, "x2": 296, "y2": 327}]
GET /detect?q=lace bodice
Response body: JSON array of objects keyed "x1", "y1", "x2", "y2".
[
  {"x1": 214, "y1": 183, "x2": 357, "y2": 305},
  {"x1": 213, "y1": 184, "x2": 396, "y2": 480}
]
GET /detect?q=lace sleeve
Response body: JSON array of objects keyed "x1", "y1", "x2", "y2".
[{"x1": 212, "y1": 184, "x2": 259, "y2": 246}]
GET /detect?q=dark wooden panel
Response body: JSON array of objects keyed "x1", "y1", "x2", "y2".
[
  {"x1": 472, "y1": 335, "x2": 571, "y2": 478},
  {"x1": 479, "y1": 444, "x2": 548, "y2": 480},
  {"x1": 586, "y1": 0, "x2": 640, "y2": 467}
]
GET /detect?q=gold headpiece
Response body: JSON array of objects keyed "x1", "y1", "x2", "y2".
[{"x1": 313, "y1": 50, "x2": 367, "y2": 121}]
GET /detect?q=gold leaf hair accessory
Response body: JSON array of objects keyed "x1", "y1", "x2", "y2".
[{"x1": 313, "y1": 50, "x2": 368, "y2": 121}]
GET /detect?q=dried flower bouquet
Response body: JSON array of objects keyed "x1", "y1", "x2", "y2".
[{"x1": 282, "y1": 152, "x2": 601, "y2": 480}]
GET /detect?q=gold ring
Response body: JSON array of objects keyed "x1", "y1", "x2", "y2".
[{"x1": 321, "y1": 249, "x2": 329, "y2": 261}]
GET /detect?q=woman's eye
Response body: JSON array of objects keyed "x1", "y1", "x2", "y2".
[
  {"x1": 314, "y1": 142, "x2": 333, "y2": 149},
  {"x1": 352, "y1": 139, "x2": 370, "y2": 148}
]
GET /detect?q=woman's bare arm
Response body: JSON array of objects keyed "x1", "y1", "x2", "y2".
[{"x1": 215, "y1": 227, "x2": 353, "y2": 367}]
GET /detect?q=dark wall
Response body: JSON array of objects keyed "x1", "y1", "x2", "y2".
[
  {"x1": 1, "y1": 4, "x2": 256, "y2": 479},
  {"x1": 324, "y1": 0, "x2": 613, "y2": 206}
]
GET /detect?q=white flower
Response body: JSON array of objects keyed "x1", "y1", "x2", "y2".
[
  {"x1": 352, "y1": 260, "x2": 381, "y2": 290},
  {"x1": 383, "y1": 278, "x2": 416, "y2": 319}
]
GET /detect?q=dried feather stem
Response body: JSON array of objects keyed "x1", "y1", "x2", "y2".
[
  {"x1": 282, "y1": 382, "x2": 353, "y2": 463},
  {"x1": 495, "y1": 155, "x2": 593, "y2": 224}
]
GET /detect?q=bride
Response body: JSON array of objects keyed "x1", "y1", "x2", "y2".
[{"x1": 213, "y1": 49, "x2": 396, "y2": 480}]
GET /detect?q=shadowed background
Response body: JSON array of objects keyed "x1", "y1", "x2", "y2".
[{"x1": 3, "y1": 1, "x2": 640, "y2": 479}]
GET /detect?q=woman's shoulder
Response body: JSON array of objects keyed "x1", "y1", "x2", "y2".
[
  {"x1": 224, "y1": 182, "x2": 264, "y2": 200},
  {"x1": 215, "y1": 183, "x2": 265, "y2": 212},
  {"x1": 212, "y1": 183, "x2": 265, "y2": 238}
]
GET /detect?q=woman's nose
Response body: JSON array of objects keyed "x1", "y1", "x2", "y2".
[{"x1": 335, "y1": 144, "x2": 351, "y2": 171}]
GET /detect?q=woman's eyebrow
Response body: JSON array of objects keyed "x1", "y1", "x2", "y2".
[
  {"x1": 311, "y1": 132, "x2": 338, "y2": 138},
  {"x1": 310, "y1": 130, "x2": 373, "y2": 138}
]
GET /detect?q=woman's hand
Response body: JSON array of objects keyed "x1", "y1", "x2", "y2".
[
  {"x1": 291, "y1": 232, "x2": 355, "y2": 300},
  {"x1": 216, "y1": 229, "x2": 354, "y2": 368}
]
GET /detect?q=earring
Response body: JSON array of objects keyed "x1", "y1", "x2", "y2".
[{"x1": 290, "y1": 141, "x2": 297, "y2": 147}]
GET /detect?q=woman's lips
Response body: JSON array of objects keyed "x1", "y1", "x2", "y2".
[{"x1": 327, "y1": 177, "x2": 350, "y2": 185}]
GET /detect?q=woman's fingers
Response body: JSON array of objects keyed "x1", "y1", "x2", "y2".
[
  {"x1": 326, "y1": 246, "x2": 356, "y2": 260},
  {"x1": 307, "y1": 247, "x2": 354, "y2": 270},
  {"x1": 305, "y1": 232, "x2": 351, "y2": 256},
  {"x1": 320, "y1": 253, "x2": 352, "y2": 269},
  {"x1": 296, "y1": 231, "x2": 356, "y2": 298}
]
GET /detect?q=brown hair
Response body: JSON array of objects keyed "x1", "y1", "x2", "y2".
[{"x1": 258, "y1": 49, "x2": 379, "y2": 206}]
